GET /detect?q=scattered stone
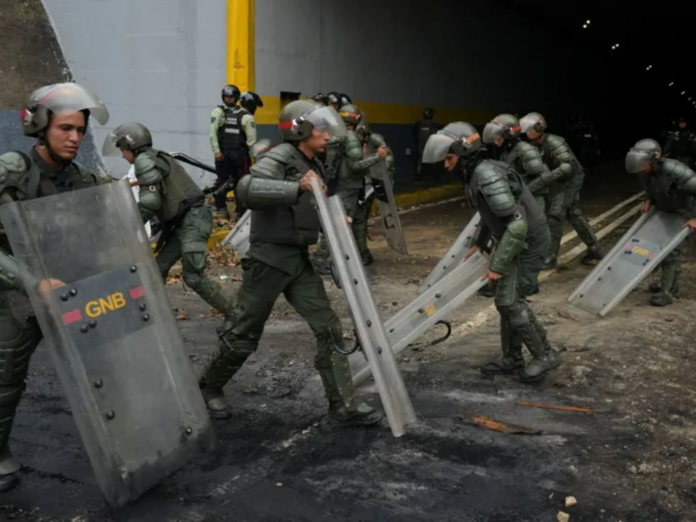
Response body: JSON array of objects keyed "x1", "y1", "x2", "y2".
[
  {"x1": 627, "y1": 464, "x2": 637, "y2": 474},
  {"x1": 557, "y1": 511, "x2": 570, "y2": 522},
  {"x1": 276, "y1": 482, "x2": 283, "y2": 487},
  {"x1": 565, "y1": 496, "x2": 577, "y2": 507}
]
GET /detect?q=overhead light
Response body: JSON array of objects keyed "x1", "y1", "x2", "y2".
[
  {"x1": 583, "y1": 24, "x2": 587, "y2": 28},
  {"x1": 669, "y1": 82, "x2": 674, "y2": 86},
  {"x1": 646, "y1": 65, "x2": 652, "y2": 70},
  {"x1": 586, "y1": 20, "x2": 591, "y2": 24},
  {"x1": 682, "y1": 91, "x2": 686, "y2": 95}
]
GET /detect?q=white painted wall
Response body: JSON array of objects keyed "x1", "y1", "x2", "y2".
[
  {"x1": 255, "y1": 0, "x2": 574, "y2": 111},
  {"x1": 42, "y1": 0, "x2": 227, "y2": 183}
]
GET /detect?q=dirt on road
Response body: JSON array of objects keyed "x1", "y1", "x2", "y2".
[{"x1": 2, "y1": 176, "x2": 696, "y2": 522}]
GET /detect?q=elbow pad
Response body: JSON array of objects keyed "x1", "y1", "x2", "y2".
[{"x1": 236, "y1": 174, "x2": 301, "y2": 209}]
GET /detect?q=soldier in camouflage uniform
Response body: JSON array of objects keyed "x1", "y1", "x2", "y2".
[
  {"x1": 313, "y1": 104, "x2": 388, "y2": 271},
  {"x1": 520, "y1": 112, "x2": 603, "y2": 270},
  {"x1": 198, "y1": 100, "x2": 382, "y2": 426},
  {"x1": 103, "y1": 123, "x2": 235, "y2": 318},
  {"x1": 0, "y1": 83, "x2": 110, "y2": 493},
  {"x1": 626, "y1": 139, "x2": 696, "y2": 306},
  {"x1": 422, "y1": 123, "x2": 561, "y2": 382},
  {"x1": 483, "y1": 114, "x2": 551, "y2": 295},
  {"x1": 355, "y1": 112, "x2": 396, "y2": 265}
]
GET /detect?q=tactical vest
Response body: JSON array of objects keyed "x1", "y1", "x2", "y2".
[
  {"x1": 415, "y1": 119, "x2": 437, "y2": 153},
  {"x1": 217, "y1": 105, "x2": 249, "y2": 152},
  {"x1": 468, "y1": 160, "x2": 546, "y2": 240},
  {"x1": 647, "y1": 161, "x2": 693, "y2": 215},
  {"x1": 152, "y1": 151, "x2": 205, "y2": 223},
  {"x1": 250, "y1": 145, "x2": 322, "y2": 246}
]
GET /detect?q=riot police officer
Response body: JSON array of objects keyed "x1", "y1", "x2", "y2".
[
  {"x1": 356, "y1": 112, "x2": 396, "y2": 265},
  {"x1": 483, "y1": 114, "x2": 550, "y2": 296},
  {"x1": 103, "y1": 122, "x2": 235, "y2": 318},
  {"x1": 626, "y1": 139, "x2": 696, "y2": 306},
  {"x1": 664, "y1": 117, "x2": 696, "y2": 168},
  {"x1": 520, "y1": 112, "x2": 603, "y2": 269},
  {"x1": 422, "y1": 122, "x2": 561, "y2": 382},
  {"x1": 209, "y1": 85, "x2": 257, "y2": 220},
  {"x1": 313, "y1": 104, "x2": 388, "y2": 270},
  {"x1": 414, "y1": 108, "x2": 438, "y2": 179},
  {"x1": 0, "y1": 83, "x2": 110, "y2": 493},
  {"x1": 197, "y1": 100, "x2": 382, "y2": 427}
]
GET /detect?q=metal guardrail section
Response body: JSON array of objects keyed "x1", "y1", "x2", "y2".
[
  {"x1": 568, "y1": 208, "x2": 691, "y2": 316},
  {"x1": 221, "y1": 209, "x2": 251, "y2": 254},
  {"x1": 311, "y1": 178, "x2": 416, "y2": 437},
  {"x1": 350, "y1": 251, "x2": 488, "y2": 386},
  {"x1": 418, "y1": 213, "x2": 481, "y2": 294}
]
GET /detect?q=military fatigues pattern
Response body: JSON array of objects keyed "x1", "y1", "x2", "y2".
[
  {"x1": 0, "y1": 148, "x2": 98, "y2": 479},
  {"x1": 528, "y1": 134, "x2": 600, "y2": 263},
  {"x1": 198, "y1": 143, "x2": 358, "y2": 410},
  {"x1": 314, "y1": 130, "x2": 383, "y2": 262},
  {"x1": 502, "y1": 139, "x2": 549, "y2": 213},
  {"x1": 467, "y1": 160, "x2": 558, "y2": 380},
  {"x1": 643, "y1": 159, "x2": 696, "y2": 302},
  {"x1": 134, "y1": 149, "x2": 233, "y2": 315},
  {"x1": 358, "y1": 133, "x2": 395, "y2": 256}
]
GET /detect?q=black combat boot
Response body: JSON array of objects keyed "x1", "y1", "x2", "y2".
[
  {"x1": 650, "y1": 292, "x2": 673, "y2": 307},
  {"x1": 541, "y1": 256, "x2": 558, "y2": 270},
  {"x1": 518, "y1": 349, "x2": 562, "y2": 383},
  {"x1": 580, "y1": 246, "x2": 604, "y2": 265},
  {"x1": 361, "y1": 251, "x2": 374, "y2": 266},
  {"x1": 0, "y1": 452, "x2": 21, "y2": 493},
  {"x1": 479, "y1": 349, "x2": 525, "y2": 375},
  {"x1": 329, "y1": 401, "x2": 383, "y2": 427}
]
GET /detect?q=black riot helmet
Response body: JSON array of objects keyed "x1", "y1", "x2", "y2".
[
  {"x1": 312, "y1": 92, "x2": 328, "y2": 106},
  {"x1": 240, "y1": 91, "x2": 263, "y2": 115},
  {"x1": 483, "y1": 113, "x2": 521, "y2": 145},
  {"x1": 327, "y1": 92, "x2": 341, "y2": 110},
  {"x1": 221, "y1": 85, "x2": 241, "y2": 105},
  {"x1": 339, "y1": 93, "x2": 352, "y2": 106},
  {"x1": 625, "y1": 139, "x2": 662, "y2": 174},
  {"x1": 423, "y1": 107, "x2": 434, "y2": 119}
]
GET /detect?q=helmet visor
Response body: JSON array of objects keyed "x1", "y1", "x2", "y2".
[
  {"x1": 38, "y1": 83, "x2": 109, "y2": 125},
  {"x1": 625, "y1": 149, "x2": 652, "y2": 174},
  {"x1": 482, "y1": 121, "x2": 505, "y2": 144},
  {"x1": 519, "y1": 114, "x2": 540, "y2": 133},
  {"x1": 101, "y1": 132, "x2": 124, "y2": 156},
  {"x1": 422, "y1": 133, "x2": 457, "y2": 164},
  {"x1": 303, "y1": 105, "x2": 348, "y2": 138}
]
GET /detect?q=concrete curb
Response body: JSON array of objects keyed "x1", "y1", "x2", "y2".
[{"x1": 206, "y1": 183, "x2": 463, "y2": 250}]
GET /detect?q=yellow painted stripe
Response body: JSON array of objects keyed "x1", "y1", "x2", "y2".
[
  {"x1": 206, "y1": 183, "x2": 462, "y2": 249},
  {"x1": 255, "y1": 95, "x2": 498, "y2": 127},
  {"x1": 226, "y1": 0, "x2": 255, "y2": 93}
]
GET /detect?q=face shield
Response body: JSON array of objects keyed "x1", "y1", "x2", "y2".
[
  {"x1": 302, "y1": 105, "x2": 348, "y2": 139},
  {"x1": 102, "y1": 131, "x2": 128, "y2": 156},
  {"x1": 482, "y1": 121, "x2": 506, "y2": 144},
  {"x1": 37, "y1": 83, "x2": 109, "y2": 125},
  {"x1": 625, "y1": 148, "x2": 653, "y2": 174},
  {"x1": 422, "y1": 133, "x2": 457, "y2": 164},
  {"x1": 519, "y1": 115, "x2": 540, "y2": 134}
]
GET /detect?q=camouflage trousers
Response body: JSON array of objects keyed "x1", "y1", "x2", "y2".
[
  {"x1": 546, "y1": 172, "x2": 599, "y2": 261},
  {"x1": 0, "y1": 291, "x2": 42, "y2": 477},
  {"x1": 198, "y1": 256, "x2": 355, "y2": 407},
  {"x1": 156, "y1": 205, "x2": 234, "y2": 315}
]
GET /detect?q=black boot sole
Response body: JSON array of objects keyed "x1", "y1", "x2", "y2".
[
  {"x1": 329, "y1": 411, "x2": 383, "y2": 427},
  {"x1": 0, "y1": 474, "x2": 20, "y2": 493}
]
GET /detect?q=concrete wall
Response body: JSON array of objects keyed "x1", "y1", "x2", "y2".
[
  {"x1": 37, "y1": 0, "x2": 228, "y2": 184},
  {"x1": 0, "y1": 0, "x2": 100, "y2": 169},
  {"x1": 254, "y1": 0, "x2": 588, "y2": 187}
]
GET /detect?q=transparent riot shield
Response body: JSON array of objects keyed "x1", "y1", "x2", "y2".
[
  {"x1": 221, "y1": 209, "x2": 251, "y2": 255},
  {"x1": 350, "y1": 251, "x2": 488, "y2": 385},
  {"x1": 368, "y1": 162, "x2": 408, "y2": 255},
  {"x1": 418, "y1": 212, "x2": 481, "y2": 294},
  {"x1": 568, "y1": 209, "x2": 691, "y2": 316},
  {"x1": 0, "y1": 180, "x2": 215, "y2": 507},
  {"x1": 311, "y1": 178, "x2": 416, "y2": 437}
]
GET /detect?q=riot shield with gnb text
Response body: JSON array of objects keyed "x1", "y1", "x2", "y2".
[{"x1": 0, "y1": 180, "x2": 215, "y2": 507}]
